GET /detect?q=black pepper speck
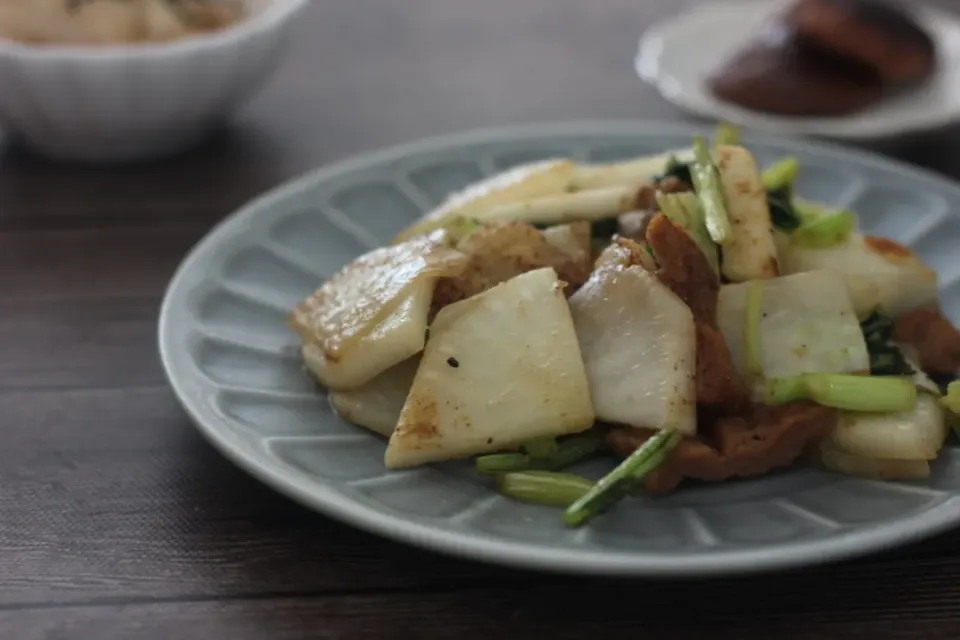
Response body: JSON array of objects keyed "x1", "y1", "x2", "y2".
[{"x1": 447, "y1": 357, "x2": 460, "y2": 368}]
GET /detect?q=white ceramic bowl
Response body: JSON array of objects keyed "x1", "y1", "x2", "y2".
[{"x1": 0, "y1": 0, "x2": 308, "y2": 162}]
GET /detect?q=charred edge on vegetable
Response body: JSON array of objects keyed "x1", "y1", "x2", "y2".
[{"x1": 860, "y1": 310, "x2": 915, "y2": 376}]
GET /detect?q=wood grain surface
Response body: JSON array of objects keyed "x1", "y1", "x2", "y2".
[{"x1": 4, "y1": 1, "x2": 960, "y2": 638}]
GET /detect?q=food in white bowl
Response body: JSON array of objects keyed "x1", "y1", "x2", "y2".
[
  {"x1": 0, "y1": 0, "x2": 247, "y2": 45},
  {"x1": 288, "y1": 124, "x2": 960, "y2": 528},
  {"x1": 0, "y1": 0, "x2": 307, "y2": 162}
]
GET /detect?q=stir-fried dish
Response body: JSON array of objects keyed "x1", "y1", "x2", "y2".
[
  {"x1": 0, "y1": 0, "x2": 247, "y2": 46},
  {"x1": 289, "y1": 125, "x2": 960, "y2": 527}
]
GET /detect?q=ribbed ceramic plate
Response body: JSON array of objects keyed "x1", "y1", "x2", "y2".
[{"x1": 159, "y1": 121, "x2": 960, "y2": 577}]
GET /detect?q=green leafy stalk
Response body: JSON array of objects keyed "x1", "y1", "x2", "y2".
[
  {"x1": 542, "y1": 435, "x2": 607, "y2": 469},
  {"x1": 765, "y1": 374, "x2": 917, "y2": 413},
  {"x1": 793, "y1": 198, "x2": 834, "y2": 224},
  {"x1": 760, "y1": 157, "x2": 857, "y2": 244},
  {"x1": 656, "y1": 192, "x2": 720, "y2": 274},
  {"x1": 497, "y1": 471, "x2": 595, "y2": 507},
  {"x1": 805, "y1": 374, "x2": 916, "y2": 412},
  {"x1": 860, "y1": 310, "x2": 897, "y2": 339},
  {"x1": 761, "y1": 156, "x2": 800, "y2": 192},
  {"x1": 690, "y1": 136, "x2": 733, "y2": 245},
  {"x1": 791, "y1": 208, "x2": 856, "y2": 249},
  {"x1": 744, "y1": 280, "x2": 765, "y2": 376},
  {"x1": 563, "y1": 429, "x2": 682, "y2": 528},
  {"x1": 766, "y1": 186, "x2": 803, "y2": 233},
  {"x1": 656, "y1": 156, "x2": 693, "y2": 185},
  {"x1": 523, "y1": 436, "x2": 559, "y2": 459},
  {"x1": 765, "y1": 375, "x2": 809, "y2": 405},
  {"x1": 475, "y1": 435, "x2": 606, "y2": 475},
  {"x1": 475, "y1": 453, "x2": 533, "y2": 475},
  {"x1": 860, "y1": 310, "x2": 914, "y2": 376}
]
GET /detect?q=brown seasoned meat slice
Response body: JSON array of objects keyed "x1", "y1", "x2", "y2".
[
  {"x1": 645, "y1": 214, "x2": 750, "y2": 407},
  {"x1": 607, "y1": 402, "x2": 837, "y2": 493},
  {"x1": 696, "y1": 323, "x2": 750, "y2": 408},
  {"x1": 893, "y1": 306, "x2": 960, "y2": 375},
  {"x1": 431, "y1": 222, "x2": 589, "y2": 315},
  {"x1": 645, "y1": 213, "x2": 719, "y2": 322}
]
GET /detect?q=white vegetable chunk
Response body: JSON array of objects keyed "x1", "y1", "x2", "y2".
[
  {"x1": 301, "y1": 278, "x2": 432, "y2": 390},
  {"x1": 715, "y1": 145, "x2": 780, "y2": 282},
  {"x1": 718, "y1": 270, "x2": 870, "y2": 382},
  {"x1": 825, "y1": 393, "x2": 948, "y2": 461},
  {"x1": 329, "y1": 357, "x2": 420, "y2": 438},
  {"x1": 481, "y1": 186, "x2": 642, "y2": 226},
  {"x1": 392, "y1": 159, "x2": 575, "y2": 243},
  {"x1": 385, "y1": 268, "x2": 595, "y2": 469},
  {"x1": 431, "y1": 222, "x2": 589, "y2": 310},
  {"x1": 570, "y1": 149, "x2": 694, "y2": 190},
  {"x1": 777, "y1": 232, "x2": 938, "y2": 318},
  {"x1": 818, "y1": 442, "x2": 931, "y2": 480},
  {"x1": 541, "y1": 221, "x2": 592, "y2": 272},
  {"x1": 289, "y1": 231, "x2": 466, "y2": 389},
  {"x1": 568, "y1": 261, "x2": 697, "y2": 435}
]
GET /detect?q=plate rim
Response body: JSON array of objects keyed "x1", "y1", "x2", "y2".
[
  {"x1": 635, "y1": 0, "x2": 960, "y2": 140},
  {"x1": 159, "y1": 119, "x2": 960, "y2": 577}
]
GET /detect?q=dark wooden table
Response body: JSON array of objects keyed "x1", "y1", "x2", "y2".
[{"x1": 4, "y1": 1, "x2": 960, "y2": 638}]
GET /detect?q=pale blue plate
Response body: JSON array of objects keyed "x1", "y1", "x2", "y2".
[{"x1": 159, "y1": 121, "x2": 960, "y2": 576}]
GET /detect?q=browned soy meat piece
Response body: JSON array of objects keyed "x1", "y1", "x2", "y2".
[
  {"x1": 619, "y1": 181, "x2": 692, "y2": 245},
  {"x1": 696, "y1": 323, "x2": 749, "y2": 407},
  {"x1": 893, "y1": 306, "x2": 960, "y2": 375},
  {"x1": 607, "y1": 402, "x2": 838, "y2": 493},
  {"x1": 645, "y1": 214, "x2": 749, "y2": 407},
  {"x1": 611, "y1": 236, "x2": 657, "y2": 272},
  {"x1": 645, "y1": 213, "x2": 719, "y2": 322},
  {"x1": 431, "y1": 222, "x2": 589, "y2": 315}
]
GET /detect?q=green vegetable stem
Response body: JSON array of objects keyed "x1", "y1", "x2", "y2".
[
  {"x1": 860, "y1": 310, "x2": 914, "y2": 377},
  {"x1": 790, "y1": 211, "x2": 856, "y2": 248},
  {"x1": 761, "y1": 156, "x2": 800, "y2": 192},
  {"x1": 690, "y1": 136, "x2": 733, "y2": 245},
  {"x1": 497, "y1": 471, "x2": 596, "y2": 507},
  {"x1": 563, "y1": 429, "x2": 682, "y2": 528},
  {"x1": 476, "y1": 435, "x2": 606, "y2": 475},
  {"x1": 765, "y1": 374, "x2": 917, "y2": 413},
  {"x1": 744, "y1": 280, "x2": 765, "y2": 377}
]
